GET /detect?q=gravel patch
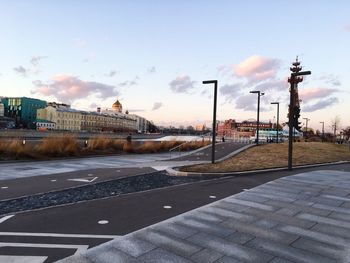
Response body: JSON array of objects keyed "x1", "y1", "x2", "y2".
[{"x1": 0, "y1": 171, "x2": 203, "y2": 216}]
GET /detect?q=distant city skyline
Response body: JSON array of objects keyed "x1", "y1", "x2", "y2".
[{"x1": 0, "y1": 1, "x2": 349, "y2": 132}]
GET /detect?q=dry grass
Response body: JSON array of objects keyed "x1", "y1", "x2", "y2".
[
  {"x1": 181, "y1": 142, "x2": 350, "y2": 173},
  {"x1": 86, "y1": 137, "x2": 125, "y2": 152},
  {"x1": 0, "y1": 137, "x2": 209, "y2": 160},
  {"x1": 36, "y1": 136, "x2": 80, "y2": 157},
  {"x1": 0, "y1": 140, "x2": 36, "y2": 159}
]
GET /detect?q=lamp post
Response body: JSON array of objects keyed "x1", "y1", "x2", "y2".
[
  {"x1": 287, "y1": 58, "x2": 311, "y2": 170},
  {"x1": 303, "y1": 118, "x2": 310, "y2": 138},
  {"x1": 203, "y1": 80, "x2": 218, "y2": 164},
  {"x1": 271, "y1": 102, "x2": 280, "y2": 143},
  {"x1": 250, "y1": 91, "x2": 264, "y2": 145},
  {"x1": 320, "y1": 121, "x2": 324, "y2": 141}
]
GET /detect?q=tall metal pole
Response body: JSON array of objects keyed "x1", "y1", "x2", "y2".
[
  {"x1": 276, "y1": 103, "x2": 279, "y2": 143},
  {"x1": 250, "y1": 91, "x2": 264, "y2": 145},
  {"x1": 203, "y1": 80, "x2": 218, "y2": 164},
  {"x1": 288, "y1": 80, "x2": 294, "y2": 170},
  {"x1": 271, "y1": 102, "x2": 279, "y2": 143},
  {"x1": 320, "y1": 121, "x2": 324, "y2": 141},
  {"x1": 303, "y1": 118, "x2": 309, "y2": 138},
  {"x1": 257, "y1": 93, "x2": 260, "y2": 145}
]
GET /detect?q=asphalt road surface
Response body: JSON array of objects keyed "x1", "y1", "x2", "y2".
[{"x1": 0, "y1": 163, "x2": 349, "y2": 262}]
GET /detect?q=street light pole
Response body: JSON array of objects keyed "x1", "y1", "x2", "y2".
[
  {"x1": 320, "y1": 121, "x2": 324, "y2": 141},
  {"x1": 250, "y1": 91, "x2": 264, "y2": 145},
  {"x1": 203, "y1": 80, "x2": 218, "y2": 164},
  {"x1": 271, "y1": 102, "x2": 279, "y2": 143},
  {"x1": 303, "y1": 118, "x2": 310, "y2": 138},
  {"x1": 287, "y1": 58, "x2": 311, "y2": 170}
]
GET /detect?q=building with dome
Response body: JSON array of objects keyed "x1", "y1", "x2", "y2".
[{"x1": 112, "y1": 99, "x2": 123, "y2": 113}]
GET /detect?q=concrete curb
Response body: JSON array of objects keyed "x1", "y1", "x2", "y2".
[
  {"x1": 167, "y1": 160, "x2": 350, "y2": 178},
  {"x1": 166, "y1": 144, "x2": 255, "y2": 177}
]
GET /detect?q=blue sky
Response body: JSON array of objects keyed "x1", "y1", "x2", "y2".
[{"x1": 0, "y1": 1, "x2": 349, "y2": 131}]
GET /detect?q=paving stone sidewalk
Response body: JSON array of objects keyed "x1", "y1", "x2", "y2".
[{"x1": 58, "y1": 170, "x2": 350, "y2": 263}]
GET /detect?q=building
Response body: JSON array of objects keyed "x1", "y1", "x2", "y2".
[
  {"x1": 37, "y1": 106, "x2": 82, "y2": 131},
  {"x1": 4, "y1": 97, "x2": 47, "y2": 129},
  {"x1": 217, "y1": 119, "x2": 273, "y2": 138},
  {"x1": 36, "y1": 119, "x2": 56, "y2": 131},
  {"x1": 132, "y1": 114, "x2": 148, "y2": 133},
  {"x1": 0, "y1": 99, "x2": 4, "y2": 117}
]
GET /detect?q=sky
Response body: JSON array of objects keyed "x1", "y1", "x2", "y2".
[{"x1": 0, "y1": 0, "x2": 349, "y2": 132}]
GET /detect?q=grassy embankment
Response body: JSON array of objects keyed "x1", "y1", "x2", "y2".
[
  {"x1": 181, "y1": 142, "x2": 350, "y2": 173},
  {"x1": 0, "y1": 136, "x2": 210, "y2": 160}
]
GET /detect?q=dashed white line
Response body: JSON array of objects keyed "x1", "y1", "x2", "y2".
[
  {"x1": 209, "y1": 195, "x2": 217, "y2": 199},
  {"x1": 163, "y1": 205, "x2": 172, "y2": 209},
  {"x1": 1, "y1": 186, "x2": 8, "y2": 189},
  {"x1": 98, "y1": 220, "x2": 109, "y2": 225}
]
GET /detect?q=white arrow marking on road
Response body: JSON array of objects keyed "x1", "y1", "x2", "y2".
[
  {"x1": 0, "y1": 255, "x2": 47, "y2": 263},
  {"x1": 0, "y1": 215, "x2": 14, "y2": 224},
  {"x1": 67, "y1": 177, "x2": 98, "y2": 183},
  {"x1": 0, "y1": 242, "x2": 88, "y2": 255}
]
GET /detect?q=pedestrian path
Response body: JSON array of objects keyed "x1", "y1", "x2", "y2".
[{"x1": 59, "y1": 170, "x2": 350, "y2": 263}]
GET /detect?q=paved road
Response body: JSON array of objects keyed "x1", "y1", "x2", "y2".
[
  {"x1": 0, "y1": 163, "x2": 349, "y2": 262},
  {"x1": 61, "y1": 168, "x2": 350, "y2": 263},
  {"x1": 0, "y1": 142, "x2": 246, "y2": 199}
]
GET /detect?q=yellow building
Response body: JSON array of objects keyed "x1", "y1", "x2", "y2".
[{"x1": 37, "y1": 106, "x2": 82, "y2": 131}]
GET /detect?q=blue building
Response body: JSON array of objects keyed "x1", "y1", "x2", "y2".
[{"x1": 4, "y1": 97, "x2": 47, "y2": 129}]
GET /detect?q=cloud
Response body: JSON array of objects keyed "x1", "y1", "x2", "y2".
[
  {"x1": 217, "y1": 64, "x2": 233, "y2": 76},
  {"x1": 234, "y1": 55, "x2": 281, "y2": 83},
  {"x1": 169, "y1": 75, "x2": 195, "y2": 93},
  {"x1": 303, "y1": 97, "x2": 339, "y2": 112},
  {"x1": 128, "y1": 109, "x2": 146, "y2": 113},
  {"x1": 220, "y1": 83, "x2": 243, "y2": 102},
  {"x1": 299, "y1": 87, "x2": 339, "y2": 103},
  {"x1": 235, "y1": 94, "x2": 258, "y2": 111},
  {"x1": 345, "y1": 24, "x2": 350, "y2": 32},
  {"x1": 108, "y1": 70, "x2": 118, "y2": 77},
  {"x1": 32, "y1": 75, "x2": 119, "y2": 103},
  {"x1": 117, "y1": 77, "x2": 139, "y2": 88},
  {"x1": 13, "y1": 66, "x2": 29, "y2": 76},
  {"x1": 30, "y1": 56, "x2": 47, "y2": 66},
  {"x1": 152, "y1": 102, "x2": 163, "y2": 111},
  {"x1": 253, "y1": 79, "x2": 288, "y2": 92},
  {"x1": 318, "y1": 74, "x2": 341, "y2": 86},
  {"x1": 147, "y1": 66, "x2": 156, "y2": 73}
]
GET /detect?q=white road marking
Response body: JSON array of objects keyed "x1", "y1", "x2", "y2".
[
  {"x1": 163, "y1": 205, "x2": 172, "y2": 209},
  {"x1": 0, "y1": 242, "x2": 88, "y2": 255},
  {"x1": 98, "y1": 220, "x2": 109, "y2": 225},
  {"x1": 1, "y1": 186, "x2": 8, "y2": 189},
  {"x1": 116, "y1": 170, "x2": 121, "y2": 172},
  {"x1": 0, "y1": 232, "x2": 119, "y2": 239},
  {"x1": 243, "y1": 188, "x2": 250, "y2": 191},
  {"x1": 151, "y1": 166, "x2": 168, "y2": 171},
  {"x1": 0, "y1": 215, "x2": 14, "y2": 224},
  {"x1": 67, "y1": 177, "x2": 98, "y2": 183},
  {"x1": 0, "y1": 255, "x2": 47, "y2": 263},
  {"x1": 88, "y1": 173, "x2": 94, "y2": 176},
  {"x1": 51, "y1": 179, "x2": 57, "y2": 182},
  {"x1": 209, "y1": 195, "x2": 217, "y2": 199}
]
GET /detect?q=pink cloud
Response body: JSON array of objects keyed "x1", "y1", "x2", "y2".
[
  {"x1": 234, "y1": 55, "x2": 280, "y2": 82},
  {"x1": 32, "y1": 75, "x2": 119, "y2": 103},
  {"x1": 299, "y1": 87, "x2": 338, "y2": 103}
]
